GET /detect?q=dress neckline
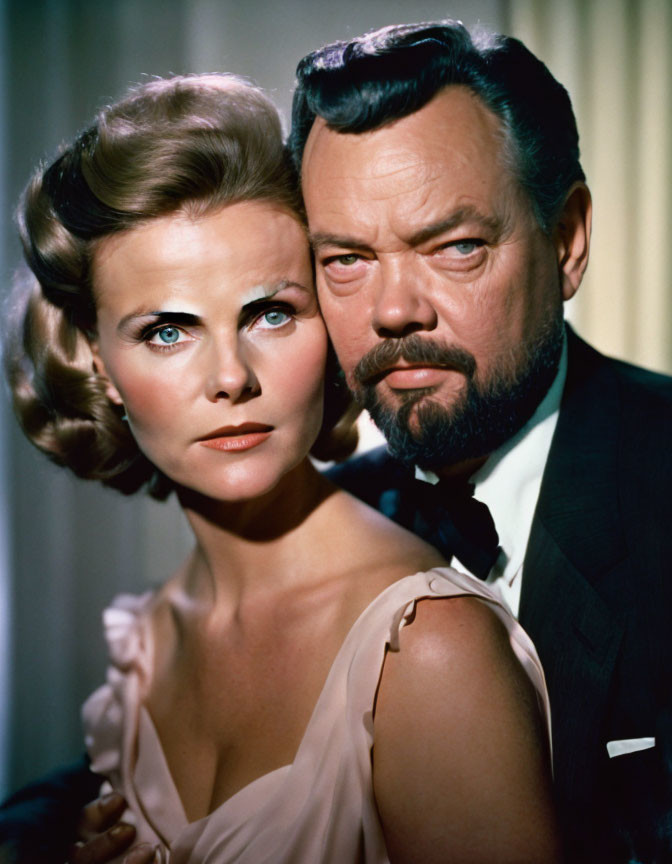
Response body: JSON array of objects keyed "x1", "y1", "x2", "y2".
[{"x1": 133, "y1": 569, "x2": 438, "y2": 840}]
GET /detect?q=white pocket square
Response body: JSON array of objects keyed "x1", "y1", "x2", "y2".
[{"x1": 606, "y1": 737, "x2": 656, "y2": 758}]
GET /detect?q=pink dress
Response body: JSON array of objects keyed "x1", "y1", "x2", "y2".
[{"x1": 82, "y1": 567, "x2": 551, "y2": 863}]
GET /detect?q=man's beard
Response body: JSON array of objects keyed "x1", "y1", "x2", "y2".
[{"x1": 352, "y1": 314, "x2": 565, "y2": 470}]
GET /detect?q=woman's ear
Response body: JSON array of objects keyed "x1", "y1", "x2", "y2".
[
  {"x1": 89, "y1": 339, "x2": 124, "y2": 406},
  {"x1": 553, "y1": 182, "x2": 592, "y2": 302}
]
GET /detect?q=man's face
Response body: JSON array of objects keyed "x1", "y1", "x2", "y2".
[{"x1": 301, "y1": 86, "x2": 576, "y2": 470}]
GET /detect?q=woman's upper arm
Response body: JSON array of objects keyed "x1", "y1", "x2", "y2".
[{"x1": 372, "y1": 596, "x2": 562, "y2": 864}]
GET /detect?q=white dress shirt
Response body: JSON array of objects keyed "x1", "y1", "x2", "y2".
[{"x1": 416, "y1": 338, "x2": 568, "y2": 618}]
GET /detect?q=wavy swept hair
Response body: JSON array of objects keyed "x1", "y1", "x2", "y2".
[
  {"x1": 7, "y1": 74, "x2": 357, "y2": 499},
  {"x1": 290, "y1": 20, "x2": 585, "y2": 234}
]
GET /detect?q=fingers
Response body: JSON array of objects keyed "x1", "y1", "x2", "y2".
[
  {"x1": 76, "y1": 791, "x2": 128, "y2": 840},
  {"x1": 68, "y1": 823, "x2": 136, "y2": 864},
  {"x1": 123, "y1": 844, "x2": 160, "y2": 864}
]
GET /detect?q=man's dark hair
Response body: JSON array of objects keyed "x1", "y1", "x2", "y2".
[{"x1": 290, "y1": 20, "x2": 585, "y2": 234}]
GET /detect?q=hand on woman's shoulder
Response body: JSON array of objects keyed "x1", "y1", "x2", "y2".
[{"x1": 372, "y1": 595, "x2": 562, "y2": 864}]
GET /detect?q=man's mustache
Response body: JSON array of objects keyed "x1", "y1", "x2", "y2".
[{"x1": 353, "y1": 334, "x2": 477, "y2": 386}]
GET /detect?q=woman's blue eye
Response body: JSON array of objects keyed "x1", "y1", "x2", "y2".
[
  {"x1": 263, "y1": 310, "x2": 289, "y2": 327},
  {"x1": 156, "y1": 326, "x2": 180, "y2": 344}
]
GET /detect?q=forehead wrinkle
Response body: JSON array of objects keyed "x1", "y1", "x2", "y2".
[{"x1": 344, "y1": 157, "x2": 447, "y2": 205}]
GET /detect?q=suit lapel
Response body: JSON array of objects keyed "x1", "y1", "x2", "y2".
[
  {"x1": 520, "y1": 329, "x2": 627, "y2": 796},
  {"x1": 522, "y1": 517, "x2": 623, "y2": 794}
]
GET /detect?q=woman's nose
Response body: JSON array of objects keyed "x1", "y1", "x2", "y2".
[{"x1": 205, "y1": 342, "x2": 260, "y2": 403}]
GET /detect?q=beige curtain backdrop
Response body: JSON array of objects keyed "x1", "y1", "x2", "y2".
[{"x1": 504, "y1": 0, "x2": 672, "y2": 373}]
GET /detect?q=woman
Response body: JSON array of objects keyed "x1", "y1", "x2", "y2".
[{"x1": 6, "y1": 74, "x2": 560, "y2": 863}]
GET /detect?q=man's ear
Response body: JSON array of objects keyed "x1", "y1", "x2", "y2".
[
  {"x1": 89, "y1": 339, "x2": 124, "y2": 406},
  {"x1": 553, "y1": 182, "x2": 592, "y2": 302}
]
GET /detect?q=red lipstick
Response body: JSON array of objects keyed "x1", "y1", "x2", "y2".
[{"x1": 198, "y1": 423, "x2": 273, "y2": 452}]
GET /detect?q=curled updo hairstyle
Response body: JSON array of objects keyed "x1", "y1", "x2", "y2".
[{"x1": 7, "y1": 74, "x2": 358, "y2": 500}]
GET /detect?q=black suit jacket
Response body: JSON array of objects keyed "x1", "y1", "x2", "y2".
[
  {"x1": 328, "y1": 328, "x2": 672, "y2": 863},
  {"x1": 2, "y1": 330, "x2": 672, "y2": 863}
]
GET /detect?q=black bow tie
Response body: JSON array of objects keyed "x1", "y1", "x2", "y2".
[{"x1": 408, "y1": 477, "x2": 501, "y2": 579}]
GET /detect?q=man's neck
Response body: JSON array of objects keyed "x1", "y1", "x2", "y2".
[{"x1": 435, "y1": 456, "x2": 489, "y2": 484}]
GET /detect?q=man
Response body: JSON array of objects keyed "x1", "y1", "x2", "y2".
[
  {"x1": 3, "y1": 20, "x2": 672, "y2": 864},
  {"x1": 290, "y1": 20, "x2": 672, "y2": 864}
]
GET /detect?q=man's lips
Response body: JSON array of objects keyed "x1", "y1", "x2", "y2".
[
  {"x1": 198, "y1": 423, "x2": 274, "y2": 452},
  {"x1": 377, "y1": 364, "x2": 455, "y2": 390}
]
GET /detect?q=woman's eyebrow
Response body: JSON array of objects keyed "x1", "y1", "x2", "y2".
[
  {"x1": 117, "y1": 310, "x2": 200, "y2": 333},
  {"x1": 240, "y1": 280, "x2": 311, "y2": 309}
]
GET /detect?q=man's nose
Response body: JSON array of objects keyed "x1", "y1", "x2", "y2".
[
  {"x1": 205, "y1": 340, "x2": 260, "y2": 403},
  {"x1": 371, "y1": 259, "x2": 437, "y2": 338}
]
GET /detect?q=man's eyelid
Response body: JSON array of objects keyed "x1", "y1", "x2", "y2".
[
  {"x1": 322, "y1": 250, "x2": 371, "y2": 266},
  {"x1": 432, "y1": 236, "x2": 486, "y2": 251}
]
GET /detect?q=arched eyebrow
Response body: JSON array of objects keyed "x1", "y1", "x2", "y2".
[
  {"x1": 117, "y1": 310, "x2": 200, "y2": 334},
  {"x1": 309, "y1": 206, "x2": 503, "y2": 252},
  {"x1": 116, "y1": 281, "x2": 312, "y2": 333},
  {"x1": 239, "y1": 280, "x2": 311, "y2": 308}
]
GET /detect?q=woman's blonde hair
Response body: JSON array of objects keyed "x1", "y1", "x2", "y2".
[{"x1": 7, "y1": 74, "x2": 357, "y2": 499}]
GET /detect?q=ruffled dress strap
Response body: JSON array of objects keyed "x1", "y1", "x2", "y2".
[
  {"x1": 169, "y1": 567, "x2": 551, "y2": 864},
  {"x1": 82, "y1": 591, "x2": 176, "y2": 860}
]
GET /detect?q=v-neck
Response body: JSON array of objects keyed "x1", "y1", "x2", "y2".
[{"x1": 83, "y1": 568, "x2": 550, "y2": 863}]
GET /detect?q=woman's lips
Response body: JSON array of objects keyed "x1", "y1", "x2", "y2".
[{"x1": 198, "y1": 423, "x2": 273, "y2": 452}]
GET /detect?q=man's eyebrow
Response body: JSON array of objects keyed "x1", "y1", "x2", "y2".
[
  {"x1": 406, "y1": 208, "x2": 504, "y2": 246},
  {"x1": 309, "y1": 208, "x2": 503, "y2": 253},
  {"x1": 308, "y1": 232, "x2": 373, "y2": 253}
]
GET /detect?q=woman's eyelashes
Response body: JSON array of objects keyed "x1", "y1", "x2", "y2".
[
  {"x1": 243, "y1": 300, "x2": 296, "y2": 332},
  {"x1": 136, "y1": 303, "x2": 297, "y2": 353},
  {"x1": 144, "y1": 324, "x2": 194, "y2": 350},
  {"x1": 135, "y1": 314, "x2": 199, "y2": 353}
]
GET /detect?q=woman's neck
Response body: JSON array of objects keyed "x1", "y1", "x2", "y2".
[{"x1": 174, "y1": 458, "x2": 337, "y2": 611}]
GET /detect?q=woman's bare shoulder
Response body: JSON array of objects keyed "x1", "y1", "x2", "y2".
[
  {"x1": 372, "y1": 595, "x2": 560, "y2": 863},
  {"x1": 378, "y1": 594, "x2": 524, "y2": 711}
]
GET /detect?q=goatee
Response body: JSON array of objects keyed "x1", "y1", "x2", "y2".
[{"x1": 352, "y1": 315, "x2": 565, "y2": 469}]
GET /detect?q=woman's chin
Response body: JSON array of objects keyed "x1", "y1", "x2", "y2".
[{"x1": 173, "y1": 463, "x2": 299, "y2": 508}]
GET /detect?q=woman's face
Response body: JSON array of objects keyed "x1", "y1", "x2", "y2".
[{"x1": 91, "y1": 201, "x2": 327, "y2": 502}]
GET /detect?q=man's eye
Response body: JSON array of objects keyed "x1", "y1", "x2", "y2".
[
  {"x1": 450, "y1": 240, "x2": 482, "y2": 255},
  {"x1": 324, "y1": 253, "x2": 361, "y2": 268}
]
